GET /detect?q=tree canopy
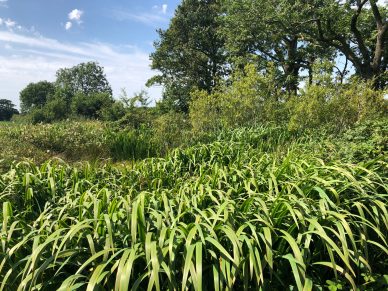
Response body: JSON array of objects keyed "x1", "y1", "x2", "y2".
[
  {"x1": 19, "y1": 81, "x2": 55, "y2": 113},
  {"x1": 55, "y1": 61, "x2": 113, "y2": 99},
  {"x1": 148, "y1": 0, "x2": 387, "y2": 112},
  {"x1": 19, "y1": 62, "x2": 114, "y2": 122},
  {"x1": 148, "y1": 0, "x2": 227, "y2": 112}
]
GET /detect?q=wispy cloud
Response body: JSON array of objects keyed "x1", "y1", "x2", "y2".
[
  {"x1": 152, "y1": 4, "x2": 168, "y2": 15},
  {"x1": 0, "y1": 29, "x2": 162, "y2": 107},
  {"x1": 0, "y1": 17, "x2": 24, "y2": 32},
  {"x1": 4, "y1": 18, "x2": 16, "y2": 28},
  {"x1": 114, "y1": 11, "x2": 168, "y2": 26},
  {"x1": 113, "y1": 5, "x2": 170, "y2": 26},
  {"x1": 0, "y1": 0, "x2": 8, "y2": 8}
]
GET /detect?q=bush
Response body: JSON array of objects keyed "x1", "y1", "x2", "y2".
[
  {"x1": 190, "y1": 64, "x2": 285, "y2": 134},
  {"x1": 116, "y1": 108, "x2": 155, "y2": 129},
  {"x1": 43, "y1": 98, "x2": 68, "y2": 122},
  {"x1": 71, "y1": 92, "x2": 114, "y2": 119},
  {"x1": 100, "y1": 101, "x2": 126, "y2": 121},
  {"x1": 152, "y1": 111, "x2": 190, "y2": 153},
  {"x1": 29, "y1": 107, "x2": 46, "y2": 124},
  {"x1": 288, "y1": 79, "x2": 386, "y2": 132}
]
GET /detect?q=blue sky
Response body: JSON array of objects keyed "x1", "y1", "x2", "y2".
[{"x1": 0, "y1": 0, "x2": 181, "y2": 108}]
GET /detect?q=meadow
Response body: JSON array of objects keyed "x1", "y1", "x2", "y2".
[{"x1": 0, "y1": 119, "x2": 387, "y2": 290}]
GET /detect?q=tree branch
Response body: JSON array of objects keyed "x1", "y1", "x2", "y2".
[
  {"x1": 369, "y1": 0, "x2": 384, "y2": 29},
  {"x1": 350, "y1": 0, "x2": 370, "y2": 62}
]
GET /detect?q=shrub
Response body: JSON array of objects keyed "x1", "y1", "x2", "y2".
[
  {"x1": 288, "y1": 79, "x2": 386, "y2": 132},
  {"x1": 190, "y1": 63, "x2": 285, "y2": 134},
  {"x1": 116, "y1": 107, "x2": 155, "y2": 129},
  {"x1": 100, "y1": 101, "x2": 126, "y2": 121},
  {"x1": 43, "y1": 98, "x2": 68, "y2": 122},
  {"x1": 152, "y1": 111, "x2": 190, "y2": 153},
  {"x1": 71, "y1": 92, "x2": 114, "y2": 119}
]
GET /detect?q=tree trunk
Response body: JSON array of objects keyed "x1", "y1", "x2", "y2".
[{"x1": 284, "y1": 36, "x2": 299, "y2": 95}]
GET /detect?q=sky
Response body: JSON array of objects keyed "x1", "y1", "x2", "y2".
[{"x1": 0, "y1": 0, "x2": 181, "y2": 108}]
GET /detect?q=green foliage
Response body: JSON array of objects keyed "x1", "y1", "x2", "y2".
[
  {"x1": 0, "y1": 99, "x2": 18, "y2": 121},
  {"x1": 107, "y1": 129, "x2": 159, "y2": 161},
  {"x1": 113, "y1": 90, "x2": 155, "y2": 128},
  {"x1": 120, "y1": 89, "x2": 150, "y2": 109},
  {"x1": 222, "y1": 0, "x2": 331, "y2": 93},
  {"x1": 288, "y1": 79, "x2": 386, "y2": 132},
  {"x1": 0, "y1": 122, "x2": 110, "y2": 168},
  {"x1": 148, "y1": 0, "x2": 226, "y2": 112},
  {"x1": 100, "y1": 101, "x2": 126, "y2": 121},
  {"x1": 71, "y1": 92, "x2": 114, "y2": 119},
  {"x1": 29, "y1": 98, "x2": 69, "y2": 124},
  {"x1": 55, "y1": 61, "x2": 112, "y2": 97},
  {"x1": 18, "y1": 62, "x2": 116, "y2": 123},
  {"x1": 116, "y1": 108, "x2": 154, "y2": 129},
  {"x1": 0, "y1": 124, "x2": 387, "y2": 289},
  {"x1": 19, "y1": 81, "x2": 55, "y2": 113},
  {"x1": 190, "y1": 63, "x2": 284, "y2": 133},
  {"x1": 331, "y1": 118, "x2": 388, "y2": 162},
  {"x1": 152, "y1": 111, "x2": 190, "y2": 153}
]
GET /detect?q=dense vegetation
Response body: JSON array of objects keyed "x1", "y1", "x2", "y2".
[
  {"x1": 1, "y1": 120, "x2": 387, "y2": 290},
  {"x1": 0, "y1": 0, "x2": 387, "y2": 290}
]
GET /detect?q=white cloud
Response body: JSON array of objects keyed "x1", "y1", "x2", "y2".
[
  {"x1": 0, "y1": 0, "x2": 7, "y2": 7},
  {"x1": 68, "y1": 9, "x2": 83, "y2": 23},
  {"x1": 65, "y1": 9, "x2": 83, "y2": 30},
  {"x1": 0, "y1": 29, "x2": 162, "y2": 108},
  {"x1": 0, "y1": 18, "x2": 3, "y2": 25},
  {"x1": 5, "y1": 18, "x2": 16, "y2": 28},
  {"x1": 162, "y1": 4, "x2": 168, "y2": 14},
  {"x1": 65, "y1": 21, "x2": 72, "y2": 30}
]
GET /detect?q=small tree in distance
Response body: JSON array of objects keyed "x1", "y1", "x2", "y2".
[
  {"x1": 55, "y1": 61, "x2": 112, "y2": 98},
  {"x1": 0, "y1": 99, "x2": 19, "y2": 121},
  {"x1": 19, "y1": 81, "x2": 55, "y2": 113}
]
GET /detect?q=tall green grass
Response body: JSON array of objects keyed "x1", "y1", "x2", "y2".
[
  {"x1": 107, "y1": 129, "x2": 160, "y2": 161},
  {"x1": 1, "y1": 136, "x2": 387, "y2": 290}
]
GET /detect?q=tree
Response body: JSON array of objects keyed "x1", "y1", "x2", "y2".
[
  {"x1": 0, "y1": 99, "x2": 18, "y2": 121},
  {"x1": 222, "y1": 0, "x2": 333, "y2": 94},
  {"x1": 55, "y1": 62, "x2": 114, "y2": 120},
  {"x1": 19, "y1": 81, "x2": 55, "y2": 113},
  {"x1": 55, "y1": 62, "x2": 112, "y2": 99},
  {"x1": 298, "y1": 0, "x2": 388, "y2": 88},
  {"x1": 147, "y1": 0, "x2": 227, "y2": 112}
]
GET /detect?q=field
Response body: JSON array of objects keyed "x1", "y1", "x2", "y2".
[{"x1": 0, "y1": 120, "x2": 387, "y2": 290}]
